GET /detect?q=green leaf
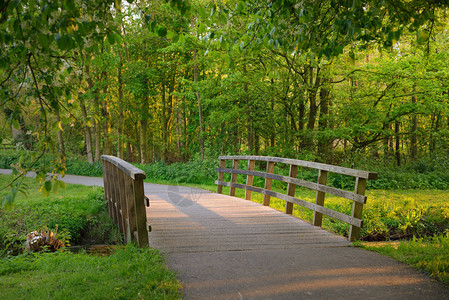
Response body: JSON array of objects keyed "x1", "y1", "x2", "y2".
[
  {"x1": 37, "y1": 34, "x2": 48, "y2": 48},
  {"x1": 219, "y1": 12, "x2": 227, "y2": 24},
  {"x1": 199, "y1": 7, "x2": 206, "y2": 19},
  {"x1": 12, "y1": 118, "x2": 20, "y2": 130},
  {"x1": 107, "y1": 32, "x2": 116, "y2": 44},
  {"x1": 93, "y1": 55, "x2": 103, "y2": 68},
  {"x1": 150, "y1": 21, "x2": 157, "y2": 31},
  {"x1": 228, "y1": 58, "x2": 235, "y2": 71},
  {"x1": 417, "y1": 29, "x2": 429, "y2": 45},
  {"x1": 56, "y1": 34, "x2": 74, "y2": 51},
  {"x1": 235, "y1": 2, "x2": 244, "y2": 14},
  {"x1": 43, "y1": 180, "x2": 52, "y2": 196},
  {"x1": 198, "y1": 23, "x2": 206, "y2": 34},
  {"x1": 157, "y1": 26, "x2": 167, "y2": 37},
  {"x1": 65, "y1": 0, "x2": 76, "y2": 11},
  {"x1": 167, "y1": 31, "x2": 175, "y2": 39}
]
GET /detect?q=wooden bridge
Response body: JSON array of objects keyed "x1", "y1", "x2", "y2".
[{"x1": 100, "y1": 156, "x2": 449, "y2": 299}]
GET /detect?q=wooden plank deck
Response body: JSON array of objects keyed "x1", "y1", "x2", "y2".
[
  {"x1": 147, "y1": 186, "x2": 350, "y2": 253},
  {"x1": 145, "y1": 185, "x2": 449, "y2": 300}
]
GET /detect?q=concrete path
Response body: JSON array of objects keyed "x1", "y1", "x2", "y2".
[{"x1": 1, "y1": 170, "x2": 448, "y2": 299}]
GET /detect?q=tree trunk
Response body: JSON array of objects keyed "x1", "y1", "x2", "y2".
[
  {"x1": 305, "y1": 66, "x2": 321, "y2": 150},
  {"x1": 430, "y1": 112, "x2": 441, "y2": 159},
  {"x1": 101, "y1": 71, "x2": 112, "y2": 155},
  {"x1": 410, "y1": 94, "x2": 418, "y2": 160},
  {"x1": 55, "y1": 110, "x2": 65, "y2": 160},
  {"x1": 192, "y1": 18, "x2": 205, "y2": 160},
  {"x1": 243, "y1": 64, "x2": 253, "y2": 152},
  {"x1": 85, "y1": 62, "x2": 101, "y2": 162},
  {"x1": 140, "y1": 119, "x2": 148, "y2": 164},
  {"x1": 161, "y1": 72, "x2": 168, "y2": 162},
  {"x1": 79, "y1": 92, "x2": 94, "y2": 164},
  {"x1": 318, "y1": 80, "x2": 330, "y2": 161},
  {"x1": 383, "y1": 123, "x2": 390, "y2": 159},
  {"x1": 117, "y1": 58, "x2": 124, "y2": 159},
  {"x1": 395, "y1": 121, "x2": 401, "y2": 166},
  {"x1": 270, "y1": 79, "x2": 275, "y2": 148}
]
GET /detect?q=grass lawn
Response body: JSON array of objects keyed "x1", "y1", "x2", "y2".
[
  {"x1": 0, "y1": 175, "x2": 181, "y2": 299},
  {"x1": 0, "y1": 246, "x2": 181, "y2": 299},
  {"x1": 357, "y1": 234, "x2": 449, "y2": 286}
]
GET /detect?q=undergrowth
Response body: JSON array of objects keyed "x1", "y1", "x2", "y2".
[
  {"x1": 0, "y1": 175, "x2": 120, "y2": 257},
  {"x1": 1, "y1": 151, "x2": 449, "y2": 190}
]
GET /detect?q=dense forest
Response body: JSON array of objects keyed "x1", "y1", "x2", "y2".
[{"x1": 1, "y1": 0, "x2": 449, "y2": 171}]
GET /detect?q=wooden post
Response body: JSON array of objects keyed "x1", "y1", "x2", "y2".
[
  {"x1": 349, "y1": 177, "x2": 367, "y2": 242},
  {"x1": 313, "y1": 170, "x2": 328, "y2": 226},
  {"x1": 108, "y1": 162, "x2": 117, "y2": 224},
  {"x1": 118, "y1": 170, "x2": 131, "y2": 243},
  {"x1": 285, "y1": 164, "x2": 298, "y2": 215},
  {"x1": 217, "y1": 159, "x2": 225, "y2": 194},
  {"x1": 263, "y1": 161, "x2": 275, "y2": 206},
  {"x1": 229, "y1": 159, "x2": 239, "y2": 196},
  {"x1": 102, "y1": 161, "x2": 111, "y2": 218},
  {"x1": 112, "y1": 166, "x2": 125, "y2": 235},
  {"x1": 245, "y1": 160, "x2": 255, "y2": 200},
  {"x1": 103, "y1": 161, "x2": 113, "y2": 222},
  {"x1": 124, "y1": 175, "x2": 138, "y2": 244},
  {"x1": 133, "y1": 178, "x2": 149, "y2": 247}
]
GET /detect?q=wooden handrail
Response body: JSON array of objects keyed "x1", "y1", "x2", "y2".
[
  {"x1": 101, "y1": 155, "x2": 149, "y2": 247},
  {"x1": 215, "y1": 155, "x2": 377, "y2": 241}
]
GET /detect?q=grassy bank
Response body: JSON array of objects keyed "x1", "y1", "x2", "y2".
[
  {"x1": 357, "y1": 234, "x2": 449, "y2": 286},
  {"x1": 0, "y1": 175, "x2": 118, "y2": 255},
  {"x1": 0, "y1": 245, "x2": 181, "y2": 299},
  {"x1": 0, "y1": 174, "x2": 181, "y2": 298}
]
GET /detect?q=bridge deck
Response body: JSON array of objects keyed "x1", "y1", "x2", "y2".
[
  {"x1": 148, "y1": 187, "x2": 349, "y2": 253},
  {"x1": 145, "y1": 184, "x2": 448, "y2": 300}
]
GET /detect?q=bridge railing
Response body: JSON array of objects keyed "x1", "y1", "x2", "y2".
[
  {"x1": 215, "y1": 155, "x2": 378, "y2": 241},
  {"x1": 101, "y1": 155, "x2": 149, "y2": 247}
]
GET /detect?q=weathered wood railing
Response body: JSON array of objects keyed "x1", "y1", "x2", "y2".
[
  {"x1": 101, "y1": 155, "x2": 149, "y2": 247},
  {"x1": 215, "y1": 156, "x2": 378, "y2": 241}
]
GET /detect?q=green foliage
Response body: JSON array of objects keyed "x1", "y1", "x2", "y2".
[
  {"x1": 137, "y1": 157, "x2": 217, "y2": 185},
  {"x1": 65, "y1": 157, "x2": 104, "y2": 177},
  {"x1": 0, "y1": 245, "x2": 181, "y2": 299}
]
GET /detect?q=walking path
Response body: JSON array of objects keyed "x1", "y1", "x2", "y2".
[{"x1": 1, "y1": 170, "x2": 448, "y2": 299}]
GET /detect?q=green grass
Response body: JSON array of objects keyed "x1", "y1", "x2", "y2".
[
  {"x1": 0, "y1": 175, "x2": 120, "y2": 256},
  {"x1": 357, "y1": 234, "x2": 449, "y2": 286},
  {"x1": 0, "y1": 174, "x2": 181, "y2": 299},
  {"x1": 0, "y1": 245, "x2": 181, "y2": 299}
]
